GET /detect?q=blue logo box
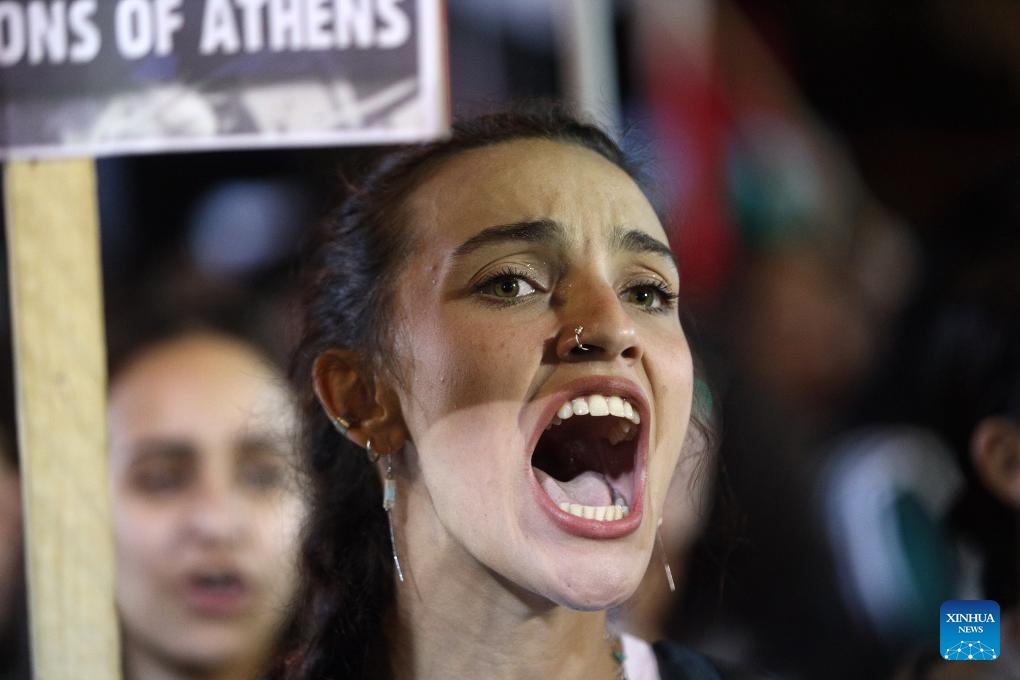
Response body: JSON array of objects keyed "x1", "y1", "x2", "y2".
[{"x1": 941, "y1": 600, "x2": 1000, "y2": 661}]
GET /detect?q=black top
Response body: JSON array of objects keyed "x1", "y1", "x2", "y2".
[{"x1": 654, "y1": 641, "x2": 771, "y2": 680}]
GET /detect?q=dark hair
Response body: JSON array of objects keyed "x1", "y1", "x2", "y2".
[
  {"x1": 105, "y1": 269, "x2": 289, "y2": 380},
  {"x1": 279, "y1": 104, "x2": 693, "y2": 680}
]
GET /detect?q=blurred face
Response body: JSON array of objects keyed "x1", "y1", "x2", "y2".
[
  {"x1": 109, "y1": 334, "x2": 302, "y2": 676},
  {"x1": 392, "y1": 139, "x2": 694, "y2": 610}
]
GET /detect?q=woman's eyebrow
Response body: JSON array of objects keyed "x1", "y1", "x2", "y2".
[
  {"x1": 611, "y1": 227, "x2": 679, "y2": 272},
  {"x1": 452, "y1": 218, "x2": 566, "y2": 258}
]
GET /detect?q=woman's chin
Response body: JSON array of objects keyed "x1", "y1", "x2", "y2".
[
  {"x1": 537, "y1": 560, "x2": 644, "y2": 612},
  {"x1": 549, "y1": 583, "x2": 637, "y2": 612},
  {"x1": 159, "y1": 631, "x2": 250, "y2": 670}
]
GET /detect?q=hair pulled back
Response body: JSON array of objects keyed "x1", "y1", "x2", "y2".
[{"x1": 280, "y1": 105, "x2": 644, "y2": 680}]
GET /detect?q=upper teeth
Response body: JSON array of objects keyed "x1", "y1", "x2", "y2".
[{"x1": 553, "y1": 394, "x2": 640, "y2": 425}]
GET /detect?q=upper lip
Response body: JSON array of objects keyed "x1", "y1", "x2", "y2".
[{"x1": 527, "y1": 374, "x2": 650, "y2": 456}]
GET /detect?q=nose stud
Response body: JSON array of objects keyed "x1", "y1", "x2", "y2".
[{"x1": 574, "y1": 325, "x2": 589, "y2": 352}]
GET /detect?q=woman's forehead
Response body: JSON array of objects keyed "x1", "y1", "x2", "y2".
[
  {"x1": 108, "y1": 335, "x2": 292, "y2": 441},
  {"x1": 405, "y1": 138, "x2": 667, "y2": 249}
]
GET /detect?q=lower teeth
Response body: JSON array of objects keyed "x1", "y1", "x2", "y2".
[{"x1": 558, "y1": 501, "x2": 630, "y2": 521}]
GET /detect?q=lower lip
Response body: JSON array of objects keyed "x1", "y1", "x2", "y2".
[
  {"x1": 184, "y1": 582, "x2": 251, "y2": 617},
  {"x1": 528, "y1": 470, "x2": 644, "y2": 539}
]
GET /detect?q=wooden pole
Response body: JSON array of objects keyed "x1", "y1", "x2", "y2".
[{"x1": 4, "y1": 158, "x2": 120, "y2": 680}]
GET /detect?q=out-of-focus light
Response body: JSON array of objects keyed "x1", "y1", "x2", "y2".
[{"x1": 188, "y1": 180, "x2": 305, "y2": 276}]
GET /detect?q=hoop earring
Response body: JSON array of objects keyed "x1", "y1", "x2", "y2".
[
  {"x1": 365, "y1": 438, "x2": 380, "y2": 463},
  {"x1": 382, "y1": 452, "x2": 405, "y2": 583},
  {"x1": 656, "y1": 519, "x2": 676, "y2": 593}
]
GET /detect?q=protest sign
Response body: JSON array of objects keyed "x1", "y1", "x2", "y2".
[{"x1": 0, "y1": 0, "x2": 448, "y2": 158}]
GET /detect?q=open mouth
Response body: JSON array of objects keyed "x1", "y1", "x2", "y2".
[
  {"x1": 531, "y1": 393, "x2": 641, "y2": 524},
  {"x1": 191, "y1": 572, "x2": 244, "y2": 592},
  {"x1": 184, "y1": 569, "x2": 251, "y2": 616}
]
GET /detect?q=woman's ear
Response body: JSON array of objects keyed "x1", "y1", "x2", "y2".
[
  {"x1": 313, "y1": 348, "x2": 408, "y2": 454},
  {"x1": 971, "y1": 416, "x2": 1020, "y2": 510}
]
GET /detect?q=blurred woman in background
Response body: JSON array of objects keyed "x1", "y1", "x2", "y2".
[{"x1": 108, "y1": 327, "x2": 304, "y2": 680}]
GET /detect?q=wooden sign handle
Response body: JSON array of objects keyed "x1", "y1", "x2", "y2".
[{"x1": 4, "y1": 158, "x2": 120, "y2": 680}]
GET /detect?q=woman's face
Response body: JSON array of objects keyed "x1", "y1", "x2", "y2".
[
  {"x1": 390, "y1": 139, "x2": 694, "y2": 610},
  {"x1": 109, "y1": 334, "x2": 302, "y2": 674}
]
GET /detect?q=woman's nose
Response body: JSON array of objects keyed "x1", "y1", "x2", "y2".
[
  {"x1": 185, "y1": 481, "x2": 245, "y2": 546},
  {"x1": 555, "y1": 281, "x2": 642, "y2": 363}
]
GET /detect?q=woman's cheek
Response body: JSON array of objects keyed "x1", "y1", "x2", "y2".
[{"x1": 115, "y1": 495, "x2": 155, "y2": 546}]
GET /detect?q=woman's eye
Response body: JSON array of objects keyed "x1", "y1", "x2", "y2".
[
  {"x1": 623, "y1": 282, "x2": 677, "y2": 311},
  {"x1": 479, "y1": 274, "x2": 537, "y2": 300},
  {"x1": 132, "y1": 466, "x2": 189, "y2": 494},
  {"x1": 240, "y1": 463, "x2": 284, "y2": 491}
]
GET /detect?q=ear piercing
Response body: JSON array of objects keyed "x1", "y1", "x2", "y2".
[
  {"x1": 574, "y1": 325, "x2": 589, "y2": 352},
  {"x1": 365, "y1": 438, "x2": 380, "y2": 464},
  {"x1": 656, "y1": 517, "x2": 676, "y2": 593},
  {"x1": 330, "y1": 414, "x2": 351, "y2": 436},
  {"x1": 373, "y1": 440, "x2": 405, "y2": 583}
]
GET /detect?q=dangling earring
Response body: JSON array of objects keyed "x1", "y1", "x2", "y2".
[
  {"x1": 372, "y1": 440, "x2": 405, "y2": 583},
  {"x1": 656, "y1": 517, "x2": 676, "y2": 593},
  {"x1": 365, "y1": 438, "x2": 380, "y2": 463}
]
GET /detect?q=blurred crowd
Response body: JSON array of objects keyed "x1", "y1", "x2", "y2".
[{"x1": 1, "y1": 1, "x2": 1018, "y2": 679}]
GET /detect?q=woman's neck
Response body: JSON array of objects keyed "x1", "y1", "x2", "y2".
[
  {"x1": 392, "y1": 578, "x2": 621, "y2": 680},
  {"x1": 389, "y1": 523, "x2": 623, "y2": 680}
]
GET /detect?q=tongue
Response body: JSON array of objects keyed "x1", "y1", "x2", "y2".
[{"x1": 537, "y1": 469, "x2": 613, "y2": 506}]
